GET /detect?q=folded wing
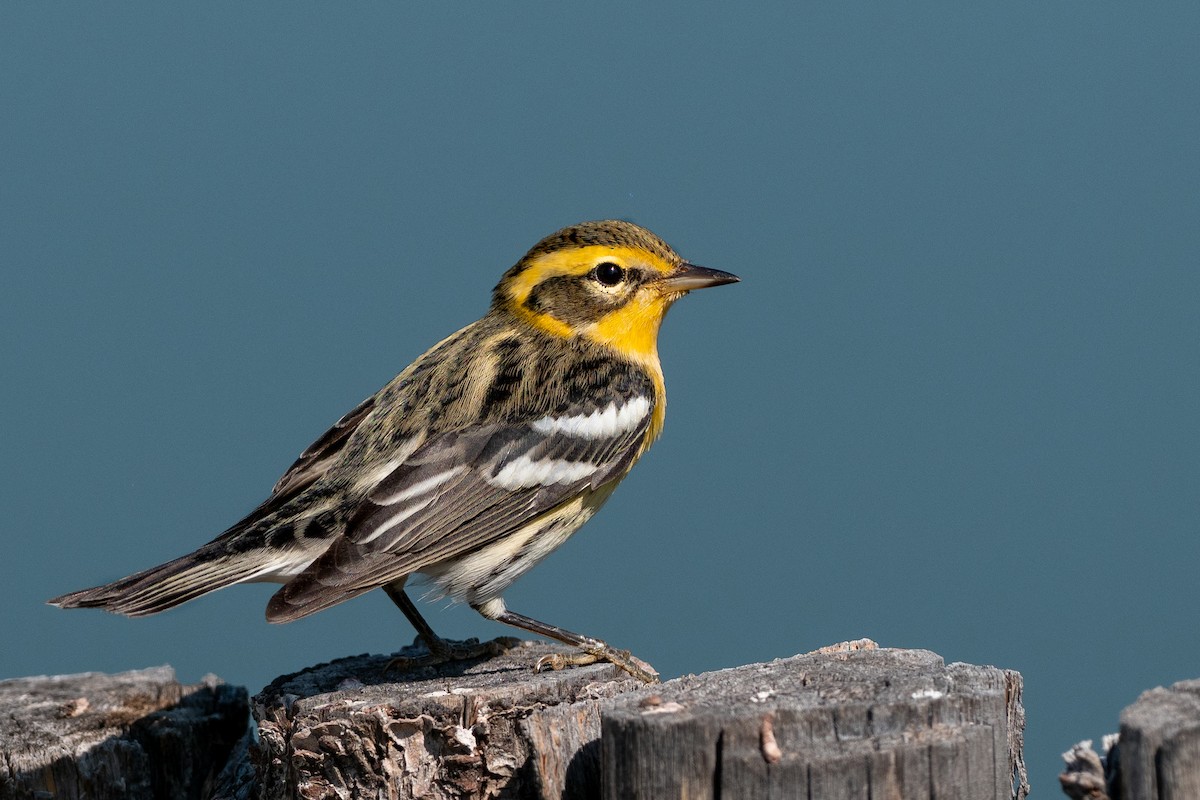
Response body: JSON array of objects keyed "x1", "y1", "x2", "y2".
[{"x1": 266, "y1": 393, "x2": 653, "y2": 621}]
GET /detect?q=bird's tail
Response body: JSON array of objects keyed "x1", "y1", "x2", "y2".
[{"x1": 48, "y1": 547, "x2": 275, "y2": 617}]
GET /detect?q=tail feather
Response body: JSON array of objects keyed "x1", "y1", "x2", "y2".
[{"x1": 48, "y1": 550, "x2": 271, "y2": 617}]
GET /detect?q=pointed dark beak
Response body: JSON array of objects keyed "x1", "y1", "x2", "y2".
[{"x1": 659, "y1": 263, "x2": 741, "y2": 292}]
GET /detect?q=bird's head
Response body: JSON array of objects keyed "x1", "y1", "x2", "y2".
[{"x1": 494, "y1": 220, "x2": 739, "y2": 360}]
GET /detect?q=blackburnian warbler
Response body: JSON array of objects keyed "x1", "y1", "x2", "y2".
[{"x1": 50, "y1": 220, "x2": 739, "y2": 683}]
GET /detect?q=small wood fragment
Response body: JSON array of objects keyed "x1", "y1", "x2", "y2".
[
  {"x1": 1059, "y1": 740, "x2": 1111, "y2": 800},
  {"x1": 759, "y1": 714, "x2": 782, "y2": 764}
]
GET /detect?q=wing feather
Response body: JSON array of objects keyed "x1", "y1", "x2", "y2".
[
  {"x1": 271, "y1": 394, "x2": 376, "y2": 499},
  {"x1": 212, "y1": 393, "x2": 378, "y2": 538},
  {"x1": 266, "y1": 391, "x2": 653, "y2": 621}
]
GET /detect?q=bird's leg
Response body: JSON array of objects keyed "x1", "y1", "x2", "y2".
[
  {"x1": 383, "y1": 583, "x2": 450, "y2": 656},
  {"x1": 472, "y1": 600, "x2": 660, "y2": 684},
  {"x1": 381, "y1": 584, "x2": 517, "y2": 671}
]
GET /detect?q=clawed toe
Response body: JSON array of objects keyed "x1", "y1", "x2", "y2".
[
  {"x1": 535, "y1": 651, "x2": 598, "y2": 672},
  {"x1": 535, "y1": 646, "x2": 659, "y2": 684}
]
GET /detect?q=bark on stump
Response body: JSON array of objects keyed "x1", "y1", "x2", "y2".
[
  {"x1": 241, "y1": 641, "x2": 639, "y2": 800},
  {"x1": 0, "y1": 666, "x2": 247, "y2": 800},
  {"x1": 602, "y1": 643, "x2": 1027, "y2": 800}
]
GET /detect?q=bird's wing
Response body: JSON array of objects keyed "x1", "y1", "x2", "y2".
[
  {"x1": 266, "y1": 390, "x2": 653, "y2": 621},
  {"x1": 271, "y1": 394, "x2": 377, "y2": 501},
  {"x1": 217, "y1": 394, "x2": 376, "y2": 535}
]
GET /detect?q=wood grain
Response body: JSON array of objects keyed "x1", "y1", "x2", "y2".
[{"x1": 0, "y1": 666, "x2": 246, "y2": 800}]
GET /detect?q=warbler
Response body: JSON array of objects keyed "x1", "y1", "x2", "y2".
[{"x1": 50, "y1": 220, "x2": 738, "y2": 683}]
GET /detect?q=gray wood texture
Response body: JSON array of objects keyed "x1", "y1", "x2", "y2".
[
  {"x1": 601, "y1": 645, "x2": 1027, "y2": 800},
  {"x1": 2, "y1": 644, "x2": 1029, "y2": 799},
  {"x1": 0, "y1": 666, "x2": 247, "y2": 800},
  {"x1": 1114, "y1": 678, "x2": 1200, "y2": 800},
  {"x1": 242, "y1": 641, "x2": 638, "y2": 799}
]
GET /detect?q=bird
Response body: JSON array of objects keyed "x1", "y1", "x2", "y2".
[{"x1": 49, "y1": 219, "x2": 739, "y2": 683}]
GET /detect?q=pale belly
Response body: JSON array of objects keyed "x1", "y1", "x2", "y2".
[{"x1": 419, "y1": 482, "x2": 620, "y2": 605}]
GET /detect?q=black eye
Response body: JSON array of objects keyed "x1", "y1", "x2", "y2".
[{"x1": 593, "y1": 262, "x2": 625, "y2": 287}]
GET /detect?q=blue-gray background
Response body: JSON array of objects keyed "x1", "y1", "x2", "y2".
[{"x1": 3, "y1": 3, "x2": 1197, "y2": 792}]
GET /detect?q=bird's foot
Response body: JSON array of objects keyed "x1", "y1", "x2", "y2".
[
  {"x1": 535, "y1": 644, "x2": 660, "y2": 684},
  {"x1": 383, "y1": 635, "x2": 521, "y2": 673}
]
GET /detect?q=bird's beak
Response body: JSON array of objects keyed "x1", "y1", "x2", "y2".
[{"x1": 658, "y1": 263, "x2": 741, "y2": 292}]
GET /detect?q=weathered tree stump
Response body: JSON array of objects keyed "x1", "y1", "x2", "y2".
[
  {"x1": 0, "y1": 666, "x2": 247, "y2": 800},
  {"x1": 1063, "y1": 677, "x2": 1200, "y2": 800},
  {"x1": 232, "y1": 640, "x2": 1025, "y2": 799},
  {"x1": 1116, "y1": 678, "x2": 1200, "y2": 800},
  {"x1": 602, "y1": 642, "x2": 1027, "y2": 800},
  {"x1": 241, "y1": 641, "x2": 639, "y2": 800},
  {"x1": 3, "y1": 643, "x2": 1027, "y2": 799}
]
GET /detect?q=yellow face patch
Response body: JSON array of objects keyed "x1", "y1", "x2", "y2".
[
  {"x1": 503, "y1": 245, "x2": 675, "y2": 310},
  {"x1": 507, "y1": 301, "x2": 575, "y2": 338},
  {"x1": 584, "y1": 292, "x2": 670, "y2": 361},
  {"x1": 501, "y1": 244, "x2": 681, "y2": 349}
]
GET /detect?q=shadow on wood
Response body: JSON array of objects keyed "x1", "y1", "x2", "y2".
[{"x1": 0, "y1": 666, "x2": 246, "y2": 800}]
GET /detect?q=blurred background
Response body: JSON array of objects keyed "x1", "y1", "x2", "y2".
[{"x1": 3, "y1": 3, "x2": 1197, "y2": 791}]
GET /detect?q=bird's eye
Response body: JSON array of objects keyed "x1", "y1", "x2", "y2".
[{"x1": 593, "y1": 262, "x2": 626, "y2": 287}]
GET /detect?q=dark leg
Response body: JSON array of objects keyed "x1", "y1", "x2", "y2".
[
  {"x1": 381, "y1": 583, "x2": 517, "y2": 669},
  {"x1": 382, "y1": 583, "x2": 448, "y2": 655},
  {"x1": 475, "y1": 604, "x2": 659, "y2": 684}
]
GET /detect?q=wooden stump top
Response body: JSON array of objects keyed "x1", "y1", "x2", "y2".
[
  {"x1": 0, "y1": 666, "x2": 247, "y2": 800},
  {"x1": 248, "y1": 640, "x2": 639, "y2": 799},
  {"x1": 602, "y1": 644, "x2": 1028, "y2": 800}
]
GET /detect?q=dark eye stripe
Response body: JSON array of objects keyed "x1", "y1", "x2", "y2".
[{"x1": 522, "y1": 266, "x2": 646, "y2": 329}]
